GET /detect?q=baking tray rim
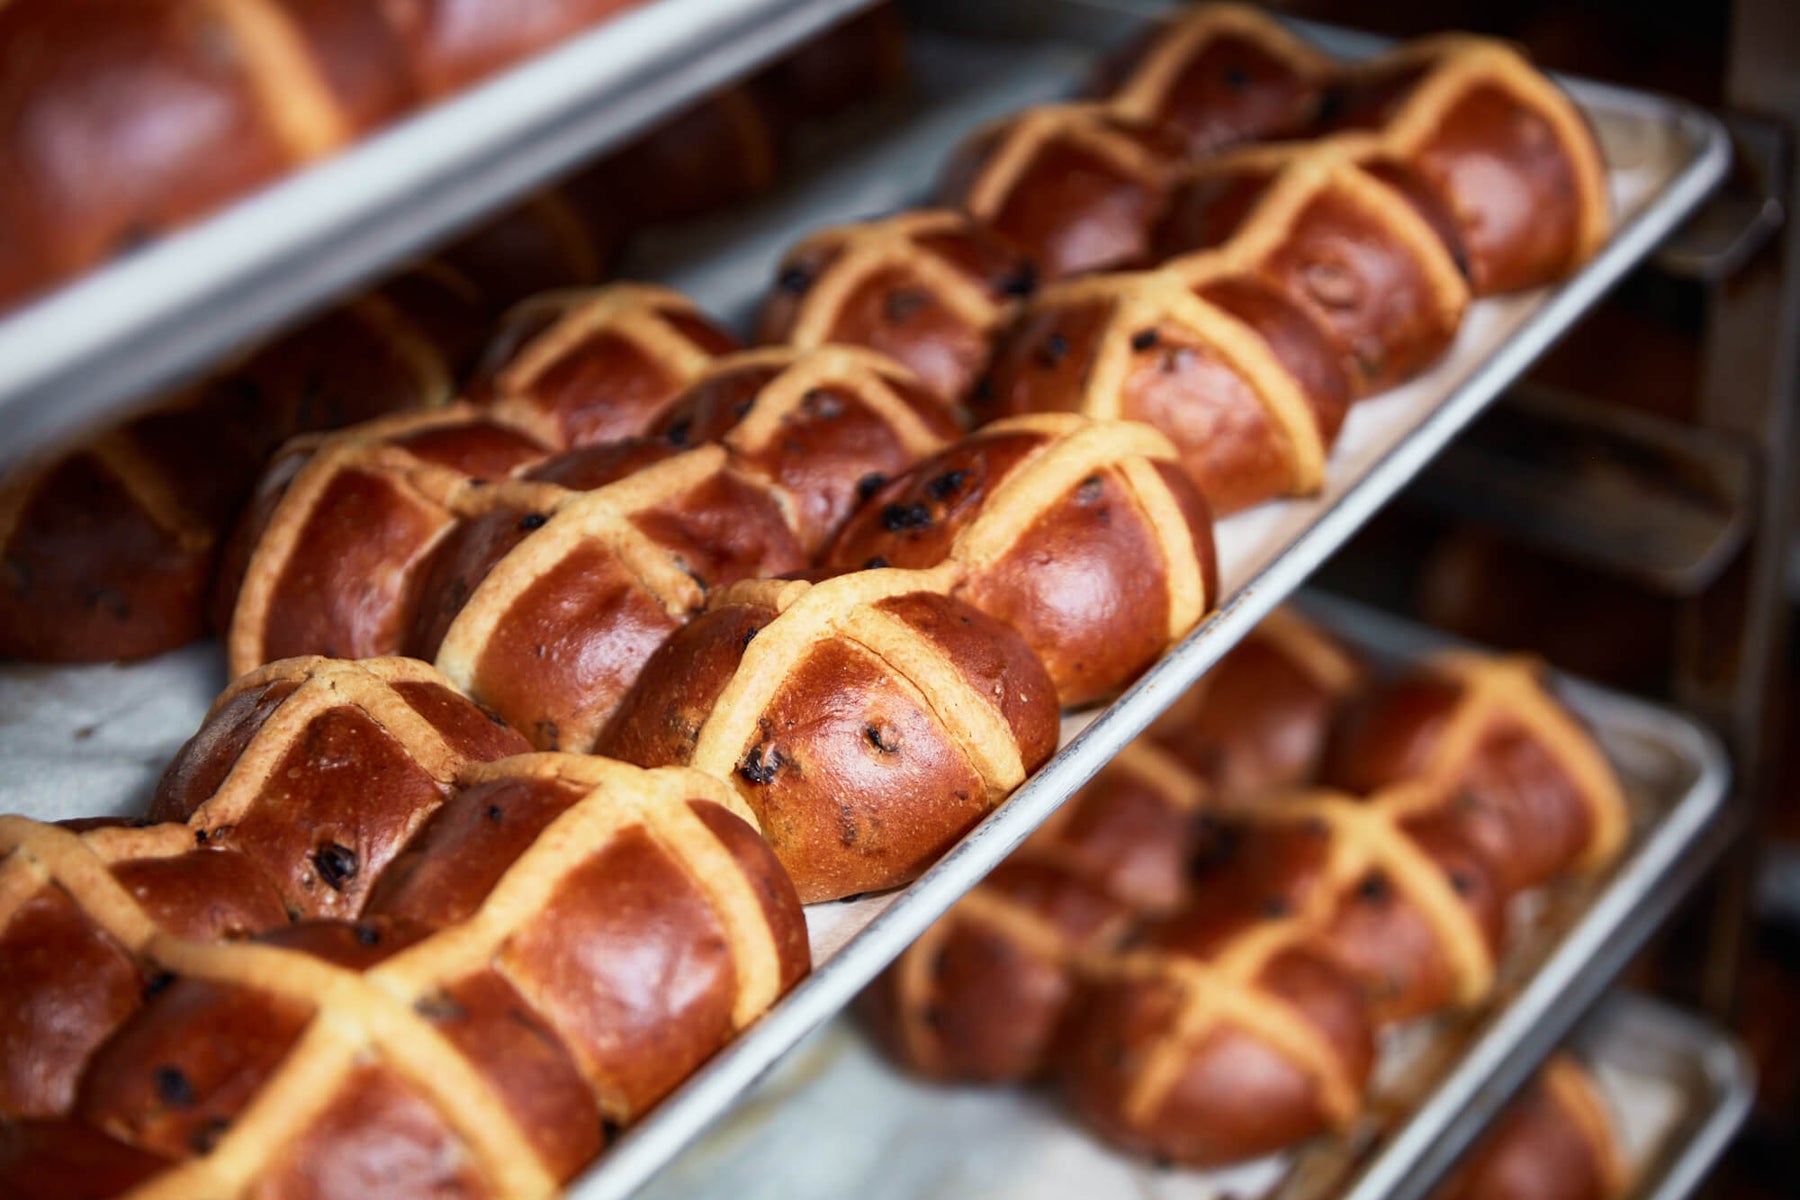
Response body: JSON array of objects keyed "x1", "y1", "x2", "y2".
[{"x1": 0, "y1": 0, "x2": 877, "y2": 472}]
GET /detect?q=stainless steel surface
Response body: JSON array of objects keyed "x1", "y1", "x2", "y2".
[
  {"x1": 0, "y1": 0, "x2": 878, "y2": 471},
  {"x1": 0, "y1": 9, "x2": 1735, "y2": 1198},
  {"x1": 1406, "y1": 385, "x2": 1756, "y2": 595}
]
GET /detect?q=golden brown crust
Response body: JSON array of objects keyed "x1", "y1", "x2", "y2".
[
  {"x1": 149, "y1": 656, "x2": 531, "y2": 921},
  {"x1": 0, "y1": 825, "x2": 290, "y2": 1121},
  {"x1": 1317, "y1": 37, "x2": 1612, "y2": 294},
  {"x1": 0, "y1": 0, "x2": 906, "y2": 313},
  {"x1": 1326, "y1": 653, "x2": 1630, "y2": 890},
  {"x1": 1060, "y1": 944, "x2": 1374, "y2": 1165},
  {"x1": 1434, "y1": 1056, "x2": 1628, "y2": 1200},
  {"x1": 1094, "y1": 3, "x2": 1336, "y2": 155},
  {"x1": 2, "y1": 750, "x2": 806, "y2": 1198},
  {"x1": 0, "y1": 263, "x2": 496, "y2": 665},
  {"x1": 976, "y1": 134, "x2": 1474, "y2": 512},
  {"x1": 599, "y1": 568, "x2": 1060, "y2": 902},
  {"x1": 469, "y1": 283, "x2": 740, "y2": 450},
  {"x1": 1157, "y1": 143, "x2": 1471, "y2": 396},
  {"x1": 977, "y1": 265, "x2": 1345, "y2": 515},
  {"x1": 0, "y1": 0, "x2": 410, "y2": 310},
  {"x1": 0, "y1": 816, "x2": 296, "y2": 1106},
  {"x1": 649, "y1": 345, "x2": 963, "y2": 555},
  {"x1": 860, "y1": 740, "x2": 1209, "y2": 1082},
  {"x1": 975, "y1": 21, "x2": 1606, "y2": 517},
  {"x1": 756, "y1": 209, "x2": 1037, "y2": 403},
  {"x1": 941, "y1": 103, "x2": 1190, "y2": 281},
  {"x1": 346, "y1": 0, "x2": 645, "y2": 98},
  {"x1": 1147, "y1": 605, "x2": 1362, "y2": 799},
  {"x1": 223, "y1": 406, "x2": 551, "y2": 677},
  {"x1": 1051, "y1": 772, "x2": 1518, "y2": 1166},
  {"x1": 427, "y1": 445, "x2": 807, "y2": 752},
  {"x1": 227, "y1": 386, "x2": 872, "y2": 749},
  {"x1": 1093, "y1": 11, "x2": 1610, "y2": 295},
  {"x1": 1057, "y1": 744, "x2": 1622, "y2": 1166},
  {"x1": 826, "y1": 414, "x2": 1218, "y2": 706},
  {"x1": 231, "y1": 343, "x2": 961, "y2": 749},
  {"x1": 862, "y1": 613, "x2": 1631, "y2": 1170}
]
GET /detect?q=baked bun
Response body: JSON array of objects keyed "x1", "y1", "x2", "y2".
[
  {"x1": 827, "y1": 414, "x2": 1218, "y2": 706},
  {"x1": 0, "y1": 263, "x2": 495, "y2": 664},
  {"x1": 0, "y1": 753, "x2": 807, "y2": 1196},
  {"x1": 1435, "y1": 1056, "x2": 1628, "y2": 1200},
  {"x1": 599, "y1": 569, "x2": 1060, "y2": 902},
  {"x1": 150, "y1": 656, "x2": 532, "y2": 920},
  {"x1": 976, "y1": 261, "x2": 1351, "y2": 514},
  {"x1": 940, "y1": 103, "x2": 1189, "y2": 280},
  {"x1": 0, "y1": 0, "x2": 412, "y2": 311},
  {"x1": 1155, "y1": 142, "x2": 1471, "y2": 396},
  {"x1": 1092, "y1": 3, "x2": 1334, "y2": 154},
  {"x1": 1059, "y1": 903, "x2": 1376, "y2": 1166},
  {"x1": 1326, "y1": 653, "x2": 1630, "y2": 892},
  {"x1": 860, "y1": 740, "x2": 1208, "y2": 1082},
  {"x1": 228, "y1": 409, "x2": 814, "y2": 750},
  {"x1": 0, "y1": 819, "x2": 288, "y2": 1121},
  {"x1": 1316, "y1": 37, "x2": 1611, "y2": 294},
  {"x1": 648, "y1": 344, "x2": 963, "y2": 553},
  {"x1": 757, "y1": 209, "x2": 1038, "y2": 402},
  {"x1": 221, "y1": 406, "x2": 552, "y2": 676},
  {"x1": 1147, "y1": 606, "x2": 1361, "y2": 799},
  {"x1": 470, "y1": 284, "x2": 740, "y2": 449}
]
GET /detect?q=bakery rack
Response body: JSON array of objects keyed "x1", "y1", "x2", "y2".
[
  {"x1": 0, "y1": 0, "x2": 877, "y2": 472},
  {"x1": 0, "y1": 1, "x2": 1748, "y2": 1197},
  {"x1": 629, "y1": 989, "x2": 1750, "y2": 1200}
]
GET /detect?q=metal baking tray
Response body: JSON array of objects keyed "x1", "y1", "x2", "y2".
[
  {"x1": 0, "y1": 0, "x2": 879, "y2": 471},
  {"x1": 0, "y1": 5, "x2": 1732, "y2": 1197},
  {"x1": 630, "y1": 990, "x2": 1750, "y2": 1200}
]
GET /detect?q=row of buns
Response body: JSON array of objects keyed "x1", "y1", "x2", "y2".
[
  {"x1": 0, "y1": 602, "x2": 1635, "y2": 1196},
  {"x1": 0, "y1": 5, "x2": 908, "y2": 665},
  {"x1": 862, "y1": 608, "x2": 1629, "y2": 1170}
]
